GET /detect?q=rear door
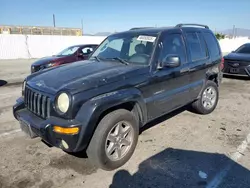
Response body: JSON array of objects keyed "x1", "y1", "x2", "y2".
[
  {"x1": 183, "y1": 30, "x2": 209, "y2": 100},
  {"x1": 146, "y1": 30, "x2": 190, "y2": 119}
]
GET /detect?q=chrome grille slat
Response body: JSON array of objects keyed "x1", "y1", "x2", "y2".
[
  {"x1": 34, "y1": 93, "x2": 37, "y2": 114},
  {"x1": 37, "y1": 94, "x2": 41, "y2": 116},
  {"x1": 25, "y1": 89, "x2": 28, "y2": 105},
  {"x1": 30, "y1": 91, "x2": 34, "y2": 111},
  {"x1": 27, "y1": 89, "x2": 31, "y2": 110},
  {"x1": 24, "y1": 87, "x2": 51, "y2": 119},
  {"x1": 42, "y1": 95, "x2": 46, "y2": 118},
  {"x1": 47, "y1": 98, "x2": 51, "y2": 118}
]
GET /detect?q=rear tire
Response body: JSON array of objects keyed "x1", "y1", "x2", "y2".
[
  {"x1": 192, "y1": 80, "x2": 219, "y2": 114},
  {"x1": 86, "y1": 109, "x2": 139, "y2": 171}
]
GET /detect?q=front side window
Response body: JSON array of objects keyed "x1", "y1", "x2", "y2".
[
  {"x1": 158, "y1": 34, "x2": 187, "y2": 64},
  {"x1": 57, "y1": 46, "x2": 80, "y2": 56},
  {"x1": 90, "y1": 34, "x2": 157, "y2": 65},
  {"x1": 235, "y1": 44, "x2": 250, "y2": 54}
]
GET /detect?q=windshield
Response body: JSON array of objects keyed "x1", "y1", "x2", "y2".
[
  {"x1": 90, "y1": 34, "x2": 157, "y2": 65},
  {"x1": 57, "y1": 46, "x2": 80, "y2": 56},
  {"x1": 235, "y1": 44, "x2": 250, "y2": 54}
]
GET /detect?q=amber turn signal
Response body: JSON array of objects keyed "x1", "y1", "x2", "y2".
[{"x1": 53, "y1": 126, "x2": 79, "y2": 135}]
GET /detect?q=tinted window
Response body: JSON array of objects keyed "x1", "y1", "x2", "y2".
[
  {"x1": 186, "y1": 33, "x2": 207, "y2": 61},
  {"x1": 235, "y1": 44, "x2": 250, "y2": 54},
  {"x1": 203, "y1": 32, "x2": 220, "y2": 57},
  {"x1": 197, "y1": 33, "x2": 208, "y2": 58},
  {"x1": 159, "y1": 34, "x2": 187, "y2": 64}
]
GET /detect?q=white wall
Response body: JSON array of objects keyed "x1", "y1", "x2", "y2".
[
  {"x1": 219, "y1": 37, "x2": 250, "y2": 54},
  {"x1": 0, "y1": 34, "x2": 106, "y2": 59},
  {"x1": 0, "y1": 34, "x2": 250, "y2": 59}
]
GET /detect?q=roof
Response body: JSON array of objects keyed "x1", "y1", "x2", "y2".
[
  {"x1": 115, "y1": 27, "x2": 174, "y2": 36},
  {"x1": 112, "y1": 24, "x2": 211, "y2": 36}
]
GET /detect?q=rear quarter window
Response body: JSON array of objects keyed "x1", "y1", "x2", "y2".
[
  {"x1": 186, "y1": 32, "x2": 207, "y2": 61},
  {"x1": 203, "y1": 32, "x2": 221, "y2": 58}
]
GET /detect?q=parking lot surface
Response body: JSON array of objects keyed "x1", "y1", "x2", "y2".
[{"x1": 0, "y1": 60, "x2": 250, "y2": 188}]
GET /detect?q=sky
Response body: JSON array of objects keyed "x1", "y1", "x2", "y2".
[{"x1": 0, "y1": 0, "x2": 250, "y2": 34}]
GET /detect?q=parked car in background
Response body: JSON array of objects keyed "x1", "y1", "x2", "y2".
[
  {"x1": 222, "y1": 43, "x2": 250, "y2": 77},
  {"x1": 31, "y1": 44, "x2": 98, "y2": 73},
  {"x1": 14, "y1": 24, "x2": 223, "y2": 171}
]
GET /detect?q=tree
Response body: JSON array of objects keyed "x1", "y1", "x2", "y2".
[{"x1": 215, "y1": 33, "x2": 225, "y2": 40}]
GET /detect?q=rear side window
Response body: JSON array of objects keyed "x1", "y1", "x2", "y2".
[
  {"x1": 186, "y1": 33, "x2": 207, "y2": 61},
  {"x1": 203, "y1": 32, "x2": 220, "y2": 57},
  {"x1": 197, "y1": 33, "x2": 208, "y2": 58}
]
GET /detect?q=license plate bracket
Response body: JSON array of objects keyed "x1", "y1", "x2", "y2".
[
  {"x1": 19, "y1": 118, "x2": 37, "y2": 138},
  {"x1": 230, "y1": 68, "x2": 239, "y2": 73}
]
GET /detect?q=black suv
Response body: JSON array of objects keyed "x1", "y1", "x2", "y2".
[{"x1": 13, "y1": 24, "x2": 223, "y2": 170}]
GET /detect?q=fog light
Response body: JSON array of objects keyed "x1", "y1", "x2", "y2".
[
  {"x1": 61, "y1": 140, "x2": 69, "y2": 149},
  {"x1": 53, "y1": 126, "x2": 79, "y2": 135}
]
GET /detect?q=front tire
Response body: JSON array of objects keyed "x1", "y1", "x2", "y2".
[
  {"x1": 86, "y1": 109, "x2": 139, "y2": 171},
  {"x1": 192, "y1": 80, "x2": 219, "y2": 114}
]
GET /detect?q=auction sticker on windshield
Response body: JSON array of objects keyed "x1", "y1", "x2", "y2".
[{"x1": 137, "y1": 35, "x2": 156, "y2": 42}]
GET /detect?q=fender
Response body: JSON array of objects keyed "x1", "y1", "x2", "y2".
[
  {"x1": 196, "y1": 64, "x2": 221, "y2": 99},
  {"x1": 73, "y1": 88, "x2": 147, "y2": 152}
]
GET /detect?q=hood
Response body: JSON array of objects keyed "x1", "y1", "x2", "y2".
[
  {"x1": 224, "y1": 52, "x2": 250, "y2": 62},
  {"x1": 32, "y1": 56, "x2": 66, "y2": 66},
  {"x1": 27, "y1": 60, "x2": 144, "y2": 94}
]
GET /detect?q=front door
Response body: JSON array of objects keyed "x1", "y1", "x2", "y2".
[{"x1": 146, "y1": 30, "x2": 190, "y2": 120}]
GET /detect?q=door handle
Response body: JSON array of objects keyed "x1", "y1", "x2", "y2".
[{"x1": 180, "y1": 68, "x2": 189, "y2": 73}]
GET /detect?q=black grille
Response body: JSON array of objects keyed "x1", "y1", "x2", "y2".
[
  {"x1": 226, "y1": 60, "x2": 250, "y2": 67},
  {"x1": 24, "y1": 87, "x2": 51, "y2": 119}
]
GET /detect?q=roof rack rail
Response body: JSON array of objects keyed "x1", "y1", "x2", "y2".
[
  {"x1": 130, "y1": 27, "x2": 154, "y2": 30},
  {"x1": 175, "y1": 23, "x2": 209, "y2": 29}
]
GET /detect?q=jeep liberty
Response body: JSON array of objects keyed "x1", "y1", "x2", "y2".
[{"x1": 13, "y1": 24, "x2": 223, "y2": 170}]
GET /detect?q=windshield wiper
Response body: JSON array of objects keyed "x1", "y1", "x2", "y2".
[
  {"x1": 109, "y1": 57, "x2": 129, "y2": 65},
  {"x1": 91, "y1": 56, "x2": 101, "y2": 62}
]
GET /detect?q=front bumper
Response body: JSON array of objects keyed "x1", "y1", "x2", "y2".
[
  {"x1": 222, "y1": 64, "x2": 250, "y2": 77},
  {"x1": 13, "y1": 98, "x2": 83, "y2": 152}
]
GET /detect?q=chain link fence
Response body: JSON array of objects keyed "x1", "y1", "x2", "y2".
[{"x1": 0, "y1": 25, "x2": 82, "y2": 36}]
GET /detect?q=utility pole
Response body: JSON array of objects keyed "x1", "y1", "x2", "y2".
[
  {"x1": 232, "y1": 25, "x2": 235, "y2": 38},
  {"x1": 53, "y1": 14, "x2": 56, "y2": 27},
  {"x1": 81, "y1": 19, "x2": 83, "y2": 35}
]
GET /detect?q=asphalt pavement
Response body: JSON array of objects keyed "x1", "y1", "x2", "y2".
[{"x1": 0, "y1": 59, "x2": 249, "y2": 188}]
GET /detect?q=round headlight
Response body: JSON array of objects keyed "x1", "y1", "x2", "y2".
[{"x1": 56, "y1": 93, "x2": 70, "y2": 113}]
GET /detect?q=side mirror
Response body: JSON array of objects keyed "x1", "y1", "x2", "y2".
[
  {"x1": 231, "y1": 50, "x2": 235, "y2": 53},
  {"x1": 159, "y1": 55, "x2": 181, "y2": 69}
]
